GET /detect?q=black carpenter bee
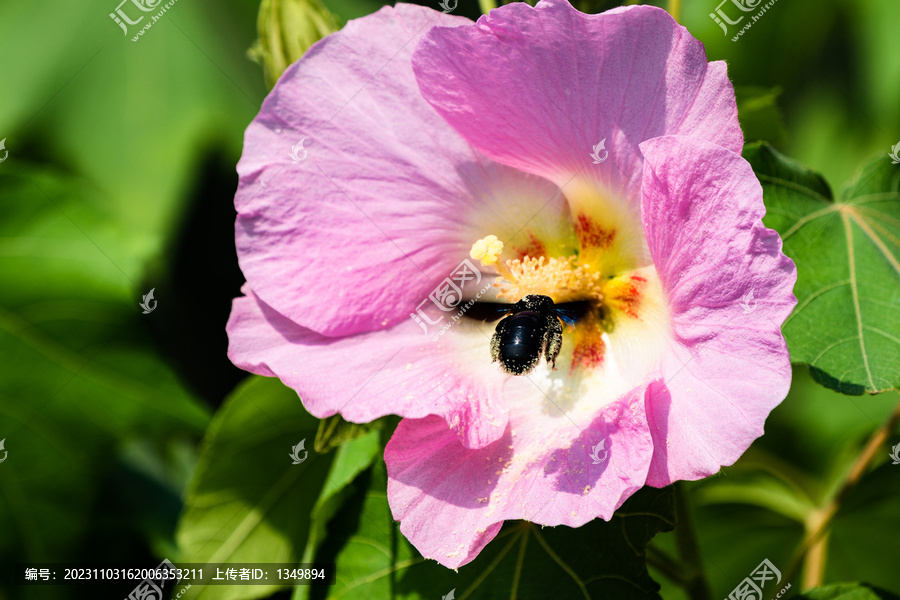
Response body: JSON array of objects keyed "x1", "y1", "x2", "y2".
[{"x1": 468, "y1": 295, "x2": 589, "y2": 375}]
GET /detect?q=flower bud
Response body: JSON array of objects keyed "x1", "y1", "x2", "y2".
[{"x1": 249, "y1": 0, "x2": 341, "y2": 89}]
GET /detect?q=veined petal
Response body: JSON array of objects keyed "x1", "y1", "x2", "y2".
[
  {"x1": 412, "y1": 1, "x2": 742, "y2": 200},
  {"x1": 236, "y1": 3, "x2": 572, "y2": 337},
  {"x1": 227, "y1": 285, "x2": 512, "y2": 448},
  {"x1": 638, "y1": 135, "x2": 796, "y2": 485},
  {"x1": 385, "y1": 384, "x2": 652, "y2": 568}
]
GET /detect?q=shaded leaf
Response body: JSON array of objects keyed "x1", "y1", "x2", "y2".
[
  {"x1": 0, "y1": 0, "x2": 261, "y2": 250},
  {"x1": 176, "y1": 376, "x2": 334, "y2": 600},
  {"x1": 292, "y1": 429, "x2": 382, "y2": 600},
  {"x1": 826, "y1": 458, "x2": 900, "y2": 591},
  {"x1": 795, "y1": 583, "x2": 900, "y2": 600},
  {"x1": 309, "y1": 460, "x2": 674, "y2": 600},
  {"x1": 0, "y1": 166, "x2": 208, "y2": 567},
  {"x1": 313, "y1": 414, "x2": 382, "y2": 454}
]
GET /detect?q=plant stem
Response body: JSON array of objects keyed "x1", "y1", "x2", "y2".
[
  {"x1": 801, "y1": 525, "x2": 829, "y2": 589},
  {"x1": 783, "y1": 397, "x2": 900, "y2": 589},
  {"x1": 674, "y1": 483, "x2": 713, "y2": 600},
  {"x1": 668, "y1": 0, "x2": 682, "y2": 22}
]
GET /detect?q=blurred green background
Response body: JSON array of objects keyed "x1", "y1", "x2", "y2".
[{"x1": 1, "y1": 0, "x2": 899, "y2": 598}]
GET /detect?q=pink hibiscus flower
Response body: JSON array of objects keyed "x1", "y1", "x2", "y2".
[{"x1": 227, "y1": 0, "x2": 796, "y2": 568}]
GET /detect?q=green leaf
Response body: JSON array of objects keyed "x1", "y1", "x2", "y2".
[
  {"x1": 0, "y1": 0, "x2": 262, "y2": 250},
  {"x1": 313, "y1": 414, "x2": 382, "y2": 454},
  {"x1": 825, "y1": 458, "x2": 900, "y2": 591},
  {"x1": 176, "y1": 375, "x2": 334, "y2": 600},
  {"x1": 745, "y1": 142, "x2": 900, "y2": 394},
  {"x1": 0, "y1": 166, "x2": 209, "y2": 564},
  {"x1": 310, "y1": 460, "x2": 674, "y2": 600},
  {"x1": 292, "y1": 429, "x2": 382, "y2": 600},
  {"x1": 795, "y1": 583, "x2": 900, "y2": 600}
]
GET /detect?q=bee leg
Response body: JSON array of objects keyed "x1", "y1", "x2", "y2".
[
  {"x1": 545, "y1": 316, "x2": 563, "y2": 370},
  {"x1": 490, "y1": 318, "x2": 507, "y2": 365}
]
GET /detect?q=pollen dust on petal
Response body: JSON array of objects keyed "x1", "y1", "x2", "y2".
[{"x1": 574, "y1": 213, "x2": 616, "y2": 250}]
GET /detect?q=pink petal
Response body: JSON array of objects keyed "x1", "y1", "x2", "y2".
[
  {"x1": 236, "y1": 3, "x2": 566, "y2": 337},
  {"x1": 385, "y1": 385, "x2": 652, "y2": 568},
  {"x1": 227, "y1": 285, "x2": 511, "y2": 449},
  {"x1": 412, "y1": 1, "x2": 742, "y2": 198},
  {"x1": 638, "y1": 135, "x2": 796, "y2": 485}
]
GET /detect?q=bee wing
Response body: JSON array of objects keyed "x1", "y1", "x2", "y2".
[
  {"x1": 553, "y1": 300, "x2": 592, "y2": 325},
  {"x1": 554, "y1": 309, "x2": 579, "y2": 325},
  {"x1": 464, "y1": 302, "x2": 514, "y2": 323}
]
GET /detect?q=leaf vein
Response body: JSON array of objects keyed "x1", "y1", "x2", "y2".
[{"x1": 841, "y1": 213, "x2": 876, "y2": 390}]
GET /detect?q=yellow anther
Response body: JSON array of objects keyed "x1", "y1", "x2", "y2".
[
  {"x1": 470, "y1": 235, "x2": 505, "y2": 266},
  {"x1": 497, "y1": 255, "x2": 604, "y2": 304}
]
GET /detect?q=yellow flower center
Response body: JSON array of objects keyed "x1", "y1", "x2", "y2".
[
  {"x1": 468, "y1": 229, "x2": 664, "y2": 374},
  {"x1": 496, "y1": 255, "x2": 603, "y2": 304}
]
